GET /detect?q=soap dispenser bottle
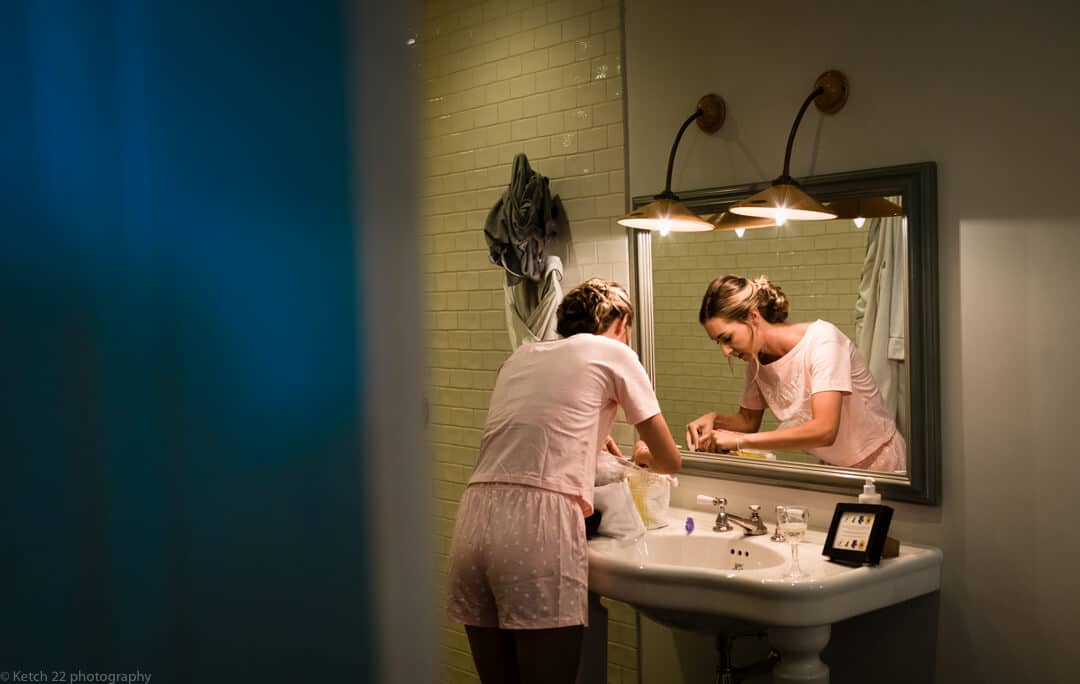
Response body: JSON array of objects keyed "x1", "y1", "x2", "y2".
[{"x1": 859, "y1": 477, "x2": 882, "y2": 504}]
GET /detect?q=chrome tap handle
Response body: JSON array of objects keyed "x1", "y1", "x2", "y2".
[
  {"x1": 747, "y1": 504, "x2": 767, "y2": 534},
  {"x1": 748, "y1": 504, "x2": 762, "y2": 522},
  {"x1": 695, "y1": 495, "x2": 734, "y2": 532}
]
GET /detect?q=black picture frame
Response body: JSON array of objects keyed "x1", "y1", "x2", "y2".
[{"x1": 822, "y1": 503, "x2": 894, "y2": 566}]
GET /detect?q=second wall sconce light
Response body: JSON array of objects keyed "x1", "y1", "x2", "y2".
[
  {"x1": 728, "y1": 70, "x2": 849, "y2": 225},
  {"x1": 707, "y1": 211, "x2": 777, "y2": 238},
  {"x1": 617, "y1": 94, "x2": 726, "y2": 234},
  {"x1": 824, "y1": 196, "x2": 904, "y2": 228}
]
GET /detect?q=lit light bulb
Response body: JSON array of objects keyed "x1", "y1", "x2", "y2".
[
  {"x1": 659, "y1": 219, "x2": 671, "y2": 237},
  {"x1": 775, "y1": 207, "x2": 788, "y2": 226},
  {"x1": 853, "y1": 217, "x2": 866, "y2": 228},
  {"x1": 734, "y1": 228, "x2": 746, "y2": 238}
]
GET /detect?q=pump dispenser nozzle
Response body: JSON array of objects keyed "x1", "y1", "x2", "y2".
[{"x1": 859, "y1": 477, "x2": 882, "y2": 504}]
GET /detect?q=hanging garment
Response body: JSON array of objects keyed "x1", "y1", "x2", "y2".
[
  {"x1": 504, "y1": 255, "x2": 563, "y2": 349},
  {"x1": 854, "y1": 211, "x2": 908, "y2": 436},
  {"x1": 483, "y1": 153, "x2": 567, "y2": 285}
]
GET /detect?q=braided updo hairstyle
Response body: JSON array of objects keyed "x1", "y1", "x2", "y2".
[
  {"x1": 557, "y1": 278, "x2": 634, "y2": 337},
  {"x1": 698, "y1": 274, "x2": 789, "y2": 325}
]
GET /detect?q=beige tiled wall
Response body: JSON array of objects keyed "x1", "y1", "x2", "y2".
[
  {"x1": 651, "y1": 220, "x2": 869, "y2": 460},
  {"x1": 420, "y1": 1, "x2": 639, "y2": 682}
]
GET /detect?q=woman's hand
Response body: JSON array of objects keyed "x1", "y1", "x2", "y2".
[
  {"x1": 631, "y1": 440, "x2": 652, "y2": 467},
  {"x1": 685, "y1": 412, "x2": 717, "y2": 451},
  {"x1": 603, "y1": 435, "x2": 624, "y2": 459},
  {"x1": 698, "y1": 428, "x2": 745, "y2": 453}
]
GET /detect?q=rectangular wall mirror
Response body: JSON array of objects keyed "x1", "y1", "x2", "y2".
[{"x1": 630, "y1": 162, "x2": 940, "y2": 503}]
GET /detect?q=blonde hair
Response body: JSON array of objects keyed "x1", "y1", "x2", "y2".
[
  {"x1": 698, "y1": 274, "x2": 789, "y2": 326},
  {"x1": 557, "y1": 278, "x2": 634, "y2": 337}
]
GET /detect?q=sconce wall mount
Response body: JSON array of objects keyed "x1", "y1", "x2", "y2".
[
  {"x1": 618, "y1": 93, "x2": 726, "y2": 233},
  {"x1": 729, "y1": 70, "x2": 850, "y2": 223},
  {"x1": 812, "y1": 69, "x2": 849, "y2": 115}
]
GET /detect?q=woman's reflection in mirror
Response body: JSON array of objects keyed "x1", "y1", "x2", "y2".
[{"x1": 686, "y1": 274, "x2": 906, "y2": 472}]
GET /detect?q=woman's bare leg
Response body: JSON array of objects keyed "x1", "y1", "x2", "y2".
[
  {"x1": 514, "y1": 625, "x2": 584, "y2": 684},
  {"x1": 465, "y1": 626, "x2": 519, "y2": 684}
]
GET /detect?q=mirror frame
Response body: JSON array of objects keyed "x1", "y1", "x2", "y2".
[{"x1": 629, "y1": 162, "x2": 940, "y2": 504}]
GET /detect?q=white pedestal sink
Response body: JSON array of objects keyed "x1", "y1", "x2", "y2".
[{"x1": 587, "y1": 505, "x2": 942, "y2": 683}]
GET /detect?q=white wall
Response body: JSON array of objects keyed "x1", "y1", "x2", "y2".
[
  {"x1": 624, "y1": 1, "x2": 1080, "y2": 682},
  {"x1": 350, "y1": 1, "x2": 437, "y2": 682}
]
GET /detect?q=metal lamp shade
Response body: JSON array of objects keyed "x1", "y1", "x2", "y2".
[
  {"x1": 617, "y1": 197, "x2": 714, "y2": 232},
  {"x1": 824, "y1": 196, "x2": 903, "y2": 219},
  {"x1": 728, "y1": 183, "x2": 837, "y2": 221},
  {"x1": 707, "y1": 211, "x2": 777, "y2": 232}
]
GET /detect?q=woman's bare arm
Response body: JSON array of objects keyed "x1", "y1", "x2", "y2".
[
  {"x1": 687, "y1": 407, "x2": 764, "y2": 450},
  {"x1": 633, "y1": 414, "x2": 682, "y2": 474},
  {"x1": 709, "y1": 391, "x2": 843, "y2": 452}
]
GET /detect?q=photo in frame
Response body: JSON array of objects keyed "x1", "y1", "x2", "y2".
[{"x1": 822, "y1": 503, "x2": 895, "y2": 566}]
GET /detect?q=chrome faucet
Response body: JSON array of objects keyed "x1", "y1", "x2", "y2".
[
  {"x1": 727, "y1": 504, "x2": 769, "y2": 536},
  {"x1": 697, "y1": 497, "x2": 769, "y2": 536}
]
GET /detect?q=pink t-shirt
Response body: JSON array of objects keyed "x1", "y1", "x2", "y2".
[
  {"x1": 468, "y1": 334, "x2": 661, "y2": 516},
  {"x1": 739, "y1": 320, "x2": 899, "y2": 468}
]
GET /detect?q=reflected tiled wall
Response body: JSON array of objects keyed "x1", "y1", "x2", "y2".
[{"x1": 420, "y1": 1, "x2": 639, "y2": 681}]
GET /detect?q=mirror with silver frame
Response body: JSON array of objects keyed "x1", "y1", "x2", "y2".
[{"x1": 630, "y1": 162, "x2": 939, "y2": 504}]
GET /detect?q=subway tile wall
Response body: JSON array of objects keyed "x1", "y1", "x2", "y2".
[{"x1": 420, "y1": 1, "x2": 639, "y2": 682}]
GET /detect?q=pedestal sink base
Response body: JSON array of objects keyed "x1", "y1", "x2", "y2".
[{"x1": 768, "y1": 625, "x2": 831, "y2": 684}]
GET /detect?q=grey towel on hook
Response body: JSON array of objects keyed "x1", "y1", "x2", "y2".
[
  {"x1": 483, "y1": 153, "x2": 567, "y2": 285},
  {"x1": 504, "y1": 255, "x2": 563, "y2": 349}
]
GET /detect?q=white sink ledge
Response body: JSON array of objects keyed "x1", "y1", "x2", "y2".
[{"x1": 588, "y1": 504, "x2": 943, "y2": 630}]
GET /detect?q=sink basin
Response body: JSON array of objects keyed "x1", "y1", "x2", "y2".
[
  {"x1": 586, "y1": 505, "x2": 942, "y2": 683},
  {"x1": 588, "y1": 505, "x2": 942, "y2": 632},
  {"x1": 598, "y1": 533, "x2": 788, "y2": 572}
]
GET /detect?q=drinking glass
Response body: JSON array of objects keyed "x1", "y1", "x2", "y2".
[
  {"x1": 771, "y1": 505, "x2": 786, "y2": 542},
  {"x1": 779, "y1": 506, "x2": 809, "y2": 579}
]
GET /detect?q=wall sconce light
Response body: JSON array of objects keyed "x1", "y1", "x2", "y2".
[
  {"x1": 707, "y1": 212, "x2": 776, "y2": 238},
  {"x1": 728, "y1": 71, "x2": 849, "y2": 225},
  {"x1": 823, "y1": 196, "x2": 903, "y2": 228},
  {"x1": 617, "y1": 94, "x2": 726, "y2": 234}
]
